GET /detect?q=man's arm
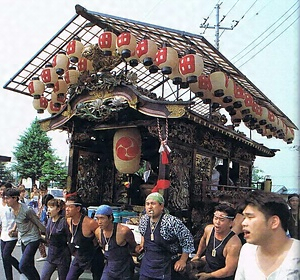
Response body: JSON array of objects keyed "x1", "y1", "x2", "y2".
[
  {"x1": 123, "y1": 225, "x2": 137, "y2": 248},
  {"x1": 196, "y1": 236, "x2": 242, "y2": 279},
  {"x1": 191, "y1": 225, "x2": 211, "y2": 262},
  {"x1": 26, "y1": 208, "x2": 46, "y2": 233}
]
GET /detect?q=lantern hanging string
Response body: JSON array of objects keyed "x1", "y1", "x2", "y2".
[{"x1": 157, "y1": 117, "x2": 168, "y2": 143}]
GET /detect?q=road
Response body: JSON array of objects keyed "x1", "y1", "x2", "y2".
[{"x1": 0, "y1": 244, "x2": 92, "y2": 280}]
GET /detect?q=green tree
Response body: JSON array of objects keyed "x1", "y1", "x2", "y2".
[
  {"x1": 0, "y1": 162, "x2": 14, "y2": 183},
  {"x1": 39, "y1": 151, "x2": 67, "y2": 187},
  {"x1": 12, "y1": 118, "x2": 53, "y2": 185}
]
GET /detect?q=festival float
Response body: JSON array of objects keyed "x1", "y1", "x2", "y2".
[{"x1": 4, "y1": 5, "x2": 297, "y2": 223}]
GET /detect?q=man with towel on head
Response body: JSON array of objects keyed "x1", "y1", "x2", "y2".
[
  {"x1": 94, "y1": 204, "x2": 139, "y2": 280},
  {"x1": 137, "y1": 192, "x2": 194, "y2": 280}
]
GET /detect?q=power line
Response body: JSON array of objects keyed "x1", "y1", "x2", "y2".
[
  {"x1": 200, "y1": 0, "x2": 222, "y2": 35},
  {"x1": 231, "y1": 1, "x2": 299, "y2": 62},
  {"x1": 200, "y1": 3, "x2": 237, "y2": 49},
  {"x1": 238, "y1": 15, "x2": 299, "y2": 67}
]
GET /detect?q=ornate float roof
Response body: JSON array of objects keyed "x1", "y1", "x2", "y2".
[{"x1": 3, "y1": 4, "x2": 297, "y2": 132}]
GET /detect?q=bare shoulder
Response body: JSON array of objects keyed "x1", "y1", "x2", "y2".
[
  {"x1": 66, "y1": 217, "x2": 72, "y2": 226},
  {"x1": 117, "y1": 223, "x2": 134, "y2": 236},
  {"x1": 83, "y1": 215, "x2": 98, "y2": 231},
  {"x1": 226, "y1": 234, "x2": 242, "y2": 252},
  {"x1": 204, "y1": 224, "x2": 214, "y2": 235}
]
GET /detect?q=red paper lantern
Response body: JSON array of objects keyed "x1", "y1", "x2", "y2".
[
  {"x1": 28, "y1": 77, "x2": 45, "y2": 99},
  {"x1": 265, "y1": 110, "x2": 276, "y2": 130},
  {"x1": 78, "y1": 57, "x2": 94, "y2": 73},
  {"x1": 113, "y1": 128, "x2": 141, "y2": 174},
  {"x1": 144, "y1": 61, "x2": 159, "y2": 74},
  {"x1": 124, "y1": 49, "x2": 139, "y2": 67},
  {"x1": 219, "y1": 77, "x2": 234, "y2": 111},
  {"x1": 275, "y1": 117, "x2": 285, "y2": 138},
  {"x1": 47, "y1": 101, "x2": 61, "y2": 115},
  {"x1": 232, "y1": 83, "x2": 245, "y2": 109},
  {"x1": 33, "y1": 96, "x2": 48, "y2": 113},
  {"x1": 209, "y1": 71, "x2": 228, "y2": 97},
  {"x1": 66, "y1": 37, "x2": 84, "y2": 63},
  {"x1": 284, "y1": 127, "x2": 294, "y2": 144},
  {"x1": 116, "y1": 32, "x2": 137, "y2": 59},
  {"x1": 261, "y1": 128, "x2": 274, "y2": 139},
  {"x1": 98, "y1": 31, "x2": 117, "y2": 56},
  {"x1": 136, "y1": 38, "x2": 158, "y2": 66},
  {"x1": 179, "y1": 53, "x2": 204, "y2": 84},
  {"x1": 64, "y1": 66, "x2": 79, "y2": 85},
  {"x1": 52, "y1": 51, "x2": 69, "y2": 76},
  {"x1": 53, "y1": 77, "x2": 68, "y2": 96},
  {"x1": 168, "y1": 62, "x2": 183, "y2": 85},
  {"x1": 51, "y1": 91, "x2": 66, "y2": 107},
  {"x1": 41, "y1": 63, "x2": 58, "y2": 88},
  {"x1": 240, "y1": 92, "x2": 254, "y2": 123},
  {"x1": 256, "y1": 106, "x2": 268, "y2": 126},
  {"x1": 155, "y1": 46, "x2": 178, "y2": 75},
  {"x1": 189, "y1": 75, "x2": 212, "y2": 103},
  {"x1": 230, "y1": 109, "x2": 243, "y2": 126}
]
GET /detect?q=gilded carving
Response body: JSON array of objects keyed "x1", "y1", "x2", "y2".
[
  {"x1": 39, "y1": 120, "x2": 50, "y2": 132},
  {"x1": 62, "y1": 104, "x2": 73, "y2": 118},
  {"x1": 166, "y1": 104, "x2": 186, "y2": 118}
]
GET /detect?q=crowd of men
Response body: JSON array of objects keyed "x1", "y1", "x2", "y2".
[{"x1": 0, "y1": 180, "x2": 299, "y2": 280}]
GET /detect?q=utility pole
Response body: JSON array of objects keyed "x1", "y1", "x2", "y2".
[{"x1": 200, "y1": 3, "x2": 238, "y2": 50}]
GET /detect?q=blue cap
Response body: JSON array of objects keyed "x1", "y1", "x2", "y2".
[{"x1": 95, "y1": 205, "x2": 113, "y2": 216}]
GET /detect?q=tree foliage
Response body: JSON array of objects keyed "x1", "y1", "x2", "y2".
[
  {"x1": 0, "y1": 163, "x2": 14, "y2": 183},
  {"x1": 251, "y1": 166, "x2": 265, "y2": 188},
  {"x1": 12, "y1": 118, "x2": 66, "y2": 186},
  {"x1": 39, "y1": 151, "x2": 67, "y2": 187}
]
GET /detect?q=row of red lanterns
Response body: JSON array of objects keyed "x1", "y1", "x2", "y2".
[
  {"x1": 189, "y1": 71, "x2": 294, "y2": 143},
  {"x1": 28, "y1": 37, "x2": 92, "y2": 114},
  {"x1": 98, "y1": 31, "x2": 204, "y2": 85},
  {"x1": 28, "y1": 31, "x2": 294, "y2": 143}
]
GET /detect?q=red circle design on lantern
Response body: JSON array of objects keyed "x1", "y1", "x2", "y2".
[{"x1": 116, "y1": 137, "x2": 139, "y2": 161}]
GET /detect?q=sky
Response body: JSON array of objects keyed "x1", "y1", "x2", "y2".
[{"x1": 0, "y1": 0, "x2": 299, "y2": 190}]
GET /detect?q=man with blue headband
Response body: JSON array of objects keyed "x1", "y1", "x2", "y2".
[
  {"x1": 94, "y1": 204, "x2": 139, "y2": 280},
  {"x1": 138, "y1": 192, "x2": 194, "y2": 280}
]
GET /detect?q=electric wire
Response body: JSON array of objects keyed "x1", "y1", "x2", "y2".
[
  {"x1": 143, "y1": 0, "x2": 166, "y2": 20},
  {"x1": 231, "y1": 1, "x2": 299, "y2": 62},
  {"x1": 235, "y1": 0, "x2": 259, "y2": 25},
  {"x1": 247, "y1": 0, "x2": 273, "y2": 22},
  {"x1": 218, "y1": 0, "x2": 240, "y2": 38},
  {"x1": 200, "y1": 0, "x2": 222, "y2": 34},
  {"x1": 238, "y1": 15, "x2": 299, "y2": 68}
]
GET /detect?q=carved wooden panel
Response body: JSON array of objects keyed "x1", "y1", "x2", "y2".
[
  {"x1": 194, "y1": 154, "x2": 211, "y2": 196},
  {"x1": 168, "y1": 146, "x2": 193, "y2": 211},
  {"x1": 76, "y1": 150, "x2": 114, "y2": 205},
  {"x1": 239, "y1": 165, "x2": 250, "y2": 188}
]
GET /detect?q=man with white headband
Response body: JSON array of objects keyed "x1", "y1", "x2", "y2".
[
  {"x1": 138, "y1": 192, "x2": 194, "y2": 280},
  {"x1": 65, "y1": 193, "x2": 104, "y2": 279},
  {"x1": 191, "y1": 203, "x2": 242, "y2": 280}
]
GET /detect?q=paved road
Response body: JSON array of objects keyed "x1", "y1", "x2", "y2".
[{"x1": 0, "y1": 244, "x2": 92, "y2": 280}]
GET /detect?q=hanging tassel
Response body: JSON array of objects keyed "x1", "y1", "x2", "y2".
[{"x1": 152, "y1": 119, "x2": 171, "y2": 193}]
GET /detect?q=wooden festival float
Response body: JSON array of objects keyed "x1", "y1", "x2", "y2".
[{"x1": 4, "y1": 5, "x2": 297, "y2": 226}]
